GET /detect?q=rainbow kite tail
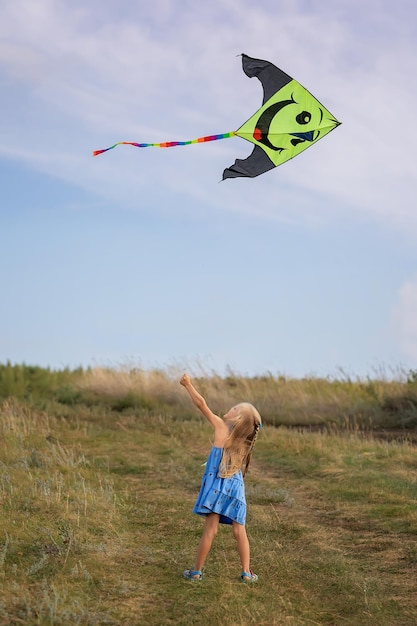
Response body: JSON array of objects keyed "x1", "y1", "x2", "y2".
[{"x1": 93, "y1": 132, "x2": 236, "y2": 156}]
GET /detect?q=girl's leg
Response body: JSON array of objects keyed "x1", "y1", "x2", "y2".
[
  {"x1": 232, "y1": 521, "x2": 250, "y2": 573},
  {"x1": 193, "y1": 513, "x2": 220, "y2": 573}
]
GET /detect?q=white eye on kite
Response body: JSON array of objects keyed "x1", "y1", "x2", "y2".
[{"x1": 296, "y1": 111, "x2": 312, "y2": 125}]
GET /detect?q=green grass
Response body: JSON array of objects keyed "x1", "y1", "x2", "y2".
[{"x1": 1, "y1": 393, "x2": 416, "y2": 625}]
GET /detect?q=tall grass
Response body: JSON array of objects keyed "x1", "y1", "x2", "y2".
[
  {"x1": 72, "y1": 364, "x2": 417, "y2": 430},
  {"x1": 0, "y1": 390, "x2": 416, "y2": 625},
  {"x1": 0, "y1": 362, "x2": 84, "y2": 405},
  {"x1": 2, "y1": 362, "x2": 417, "y2": 430}
]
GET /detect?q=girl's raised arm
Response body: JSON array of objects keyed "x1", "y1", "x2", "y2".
[{"x1": 180, "y1": 374, "x2": 224, "y2": 430}]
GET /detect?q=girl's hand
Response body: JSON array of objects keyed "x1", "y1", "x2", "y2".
[{"x1": 180, "y1": 373, "x2": 191, "y2": 387}]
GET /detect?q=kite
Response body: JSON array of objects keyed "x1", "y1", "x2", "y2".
[{"x1": 93, "y1": 54, "x2": 341, "y2": 179}]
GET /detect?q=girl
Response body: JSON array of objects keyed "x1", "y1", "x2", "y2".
[{"x1": 180, "y1": 373, "x2": 262, "y2": 582}]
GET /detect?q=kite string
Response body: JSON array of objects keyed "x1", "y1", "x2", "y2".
[{"x1": 93, "y1": 132, "x2": 236, "y2": 156}]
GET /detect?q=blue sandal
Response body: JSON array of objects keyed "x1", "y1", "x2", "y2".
[
  {"x1": 183, "y1": 569, "x2": 202, "y2": 581},
  {"x1": 241, "y1": 570, "x2": 258, "y2": 582}
]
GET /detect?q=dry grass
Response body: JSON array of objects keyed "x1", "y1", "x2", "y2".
[
  {"x1": 76, "y1": 365, "x2": 417, "y2": 430},
  {"x1": 0, "y1": 391, "x2": 416, "y2": 625}
]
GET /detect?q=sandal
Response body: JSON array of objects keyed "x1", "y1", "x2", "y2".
[
  {"x1": 183, "y1": 569, "x2": 202, "y2": 581},
  {"x1": 240, "y1": 570, "x2": 258, "y2": 582}
]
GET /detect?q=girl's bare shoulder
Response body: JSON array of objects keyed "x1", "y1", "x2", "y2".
[{"x1": 213, "y1": 420, "x2": 230, "y2": 447}]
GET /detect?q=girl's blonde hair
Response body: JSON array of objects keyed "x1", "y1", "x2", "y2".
[{"x1": 219, "y1": 403, "x2": 262, "y2": 478}]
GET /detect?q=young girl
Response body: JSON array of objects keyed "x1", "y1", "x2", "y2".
[{"x1": 180, "y1": 373, "x2": 262, "y2": 582}]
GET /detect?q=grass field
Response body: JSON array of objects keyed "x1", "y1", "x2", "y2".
[{"x1": 0, "y1": 366, "x2": 416, "y2": 624}]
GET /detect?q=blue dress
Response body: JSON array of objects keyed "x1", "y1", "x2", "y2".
[{"x1": 193, "y1": 446, "x2": 246, "y2": 525}]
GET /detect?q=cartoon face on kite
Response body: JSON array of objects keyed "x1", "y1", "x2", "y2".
[
  {"x1": 94, "y1": 54, "x2": 341, "y2": 180},
  {"x1": 236, "y1": 80, "x2": 338, "y2": 168}
]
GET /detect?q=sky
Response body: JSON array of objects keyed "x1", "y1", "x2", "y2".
[{"x1": 1, "y1": 0, "x2": 417, "y2": 379}]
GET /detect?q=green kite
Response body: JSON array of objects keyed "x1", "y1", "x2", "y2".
[{"x1": 94, "y1": 54, "x2": 341, "y2": 180}]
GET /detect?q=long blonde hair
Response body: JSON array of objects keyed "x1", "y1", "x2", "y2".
[{"x1": 219, "y1": 403, "x2": 262, "y2": 478}]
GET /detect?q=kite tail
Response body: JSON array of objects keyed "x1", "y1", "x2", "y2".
[{"x1": 93, "y1": 132, "x2": 236, "y2": 156}]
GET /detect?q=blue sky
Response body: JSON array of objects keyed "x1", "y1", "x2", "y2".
[{"x1": 1, "y1": 0, "x2": 417, "y2": 378}]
